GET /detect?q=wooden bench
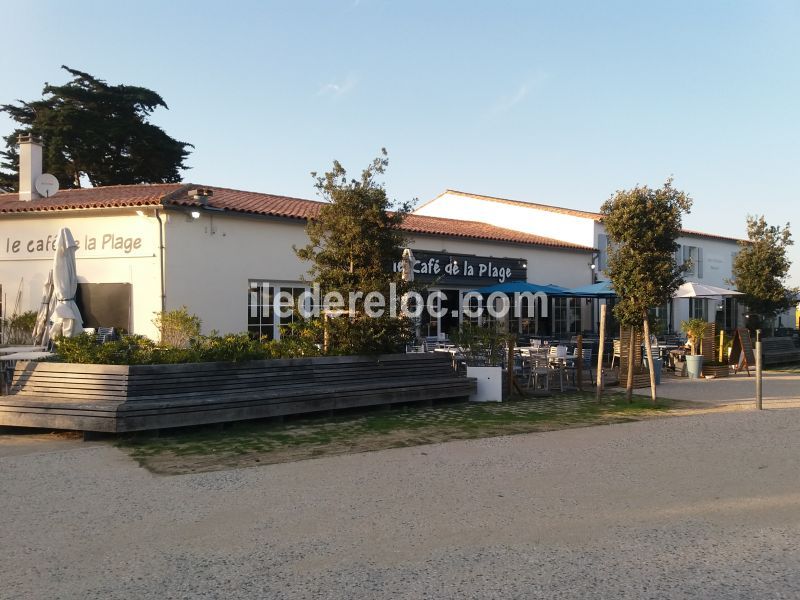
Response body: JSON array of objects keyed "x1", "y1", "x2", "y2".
[
  {"x1": 762, "y1": 337, "x2": 800, "y2": 366},
  {"x1": 0, "y1": 354, "x2": 477, "y2": 432}
]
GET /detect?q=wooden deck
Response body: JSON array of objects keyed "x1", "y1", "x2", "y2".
[{"x1": 0, "y1": 354, "x2": 476, "y2": 432}]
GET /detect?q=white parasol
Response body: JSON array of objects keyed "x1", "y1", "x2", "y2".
[
  {"x1": 401, "y1": 248, "x2": 416, "y2": 283},
  {"x1": 49, "y1": 228, "x2": 84, "y2": 339}
]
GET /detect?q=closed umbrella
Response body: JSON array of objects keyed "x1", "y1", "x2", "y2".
[
  {"x1": 49, "y1": 228, "x2": 84, "y2": 339},
  {"x1": 401, "y1": 248, "x2": 415, "y2": 283}
]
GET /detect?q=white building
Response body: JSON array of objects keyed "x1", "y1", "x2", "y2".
[
  {"x1": 415, "y1": 189, "x2": 796, "y2": 334},
  {"x1": 1, "y1": 138, "x2": 595, "y2": 341}
]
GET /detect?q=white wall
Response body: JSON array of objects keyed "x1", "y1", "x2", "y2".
[
  {"x1": 163, "y1": 212, "x2": 596, "y2": 336},
  {"x1": 164, "y1": 211, "x2": 311, "y2": 335},
  {"x1": 415, "y1": 192, "x2": 597, "y2": 248},
  {"x1": 0, "y1": 211, "x2": 163, "y2": 338}
]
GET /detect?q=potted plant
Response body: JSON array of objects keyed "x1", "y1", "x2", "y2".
[
  {"x1": 450, "y1": 323, "x2": 509, "y2": 402},
  {"x1": 680, "y1": 318, "x2": 708, "y2": 379}
]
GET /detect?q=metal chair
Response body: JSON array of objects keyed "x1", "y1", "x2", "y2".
[{"x1": 527, "y1": 355, "x2": 551, "y2": 392}]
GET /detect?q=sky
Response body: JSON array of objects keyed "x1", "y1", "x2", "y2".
[{"x1": 2, "y1": 0, "x2": 799, "y2": 285}]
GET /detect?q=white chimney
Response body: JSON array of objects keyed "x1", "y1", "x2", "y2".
[{"x1": 18, "y1": 134, "x2": 43, "y2": 201}]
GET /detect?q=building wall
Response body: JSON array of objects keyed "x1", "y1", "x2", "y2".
[
  {"x1": 164, "y1": 211, "x2": 310, "y2": 335},
  {"x1": 415, "y1": 192, "x2": 597, "y2": 248},
  {"x1": 163, "y1": 212, "x2": 596, "y2": 337},
  {"x1": 0, "y1": 211, "x2": 163, "y2": 339}
]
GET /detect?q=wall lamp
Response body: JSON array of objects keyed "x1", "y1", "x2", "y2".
[{"x1": 190, "y1": 210, "x2": 201, "y2": 219}]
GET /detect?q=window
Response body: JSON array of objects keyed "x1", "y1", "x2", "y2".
[
  {"x1": 683, "y1": 245, "x2": 704, "y2": 278},
  {"x1": 724, "y1": 297, "x2": 738, "y2": 330},
  {"x1": 248, "y1": 281, "x2": 310, "y2": 340},
  {"x1": 598, "y1": 233, "x2": 609, "y2": 271},
  {"x1": 689, "y1": 298, "x2": 707, "y2": 321},
  {"x1": 248, "y1": 280, "x2": 274, "y2": 339},
  {"x1": 279, "y1": 287, "x2": 310, "y2": 336},
  {"x1": 553, "y1": 298, "x2": 581, "y2": 336}
]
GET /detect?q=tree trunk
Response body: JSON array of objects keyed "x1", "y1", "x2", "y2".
[
  {"x1": 595, "y1": 304, "x2": 607, "y2": 403},
  {"x1": 626, "y1": 326, "x2": 635, "y2": 403},
  {"x1": 643, "y1": 315, "x2": 657, "y2": 404}
]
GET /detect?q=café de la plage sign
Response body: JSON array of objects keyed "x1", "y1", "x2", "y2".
[{"x1": 392, "y1": 250, "x2": 527, "y2": 286}]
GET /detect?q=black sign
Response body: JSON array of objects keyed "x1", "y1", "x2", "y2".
[{"x1": 393, "y1": 250, "x2": 527, "y2": 286}]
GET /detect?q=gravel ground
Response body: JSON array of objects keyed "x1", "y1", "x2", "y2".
[{"x1": 2, "y1": 408, "x2": 800, "y2": 599}]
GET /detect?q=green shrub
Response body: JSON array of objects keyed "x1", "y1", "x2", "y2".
[
  {"x1": 55, "y1": 331, "x2": 323, "y2": 365},
  {"x1": 153, "y1": 306, "x2": 201, "y2": 348},
  {"x1": 2, "y1": 310, "x2": 38, "y2": 345}
]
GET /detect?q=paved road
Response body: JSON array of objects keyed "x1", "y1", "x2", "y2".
[
  {"x1": 2, "y1": 409, "x2": 800, "y2": 599},
  {"x1": 634, "y1": 371, "x2": 800, "y2": 407}
]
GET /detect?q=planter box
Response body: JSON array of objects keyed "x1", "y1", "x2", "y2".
[
  {"x1": 466, "y1": 366, "x2": 503, "y2": 402},
  {"x1": 702, "y1": 364, "x2": 730, "y2": 378},
  {"x1": 1, "y1": 354, "x2": 477, "y2": 432}
]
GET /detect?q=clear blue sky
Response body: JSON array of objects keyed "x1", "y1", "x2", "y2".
[{"x1": 2, "y1": 1, "x2": 799, "y2": 285}]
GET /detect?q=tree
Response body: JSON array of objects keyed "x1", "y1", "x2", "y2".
[
  {"x1": 0, "y1": 66, "x2": 191, "y2": 190},
  {"x1": 601, "y1": 179, "x2": 692, "y2": 402},
  {"x1": 295, "y1": 149, "x2": 414, "y2": 354},
  {"x1": 731, "y1": 216, "x2": 797, "y2": 333}
]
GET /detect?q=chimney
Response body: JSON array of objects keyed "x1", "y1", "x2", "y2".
[
  {"x1": 18, "y1": 134, "x2": 43, "y2": 201},
  {"x1": 188, "y1": 188, "x2": 214, "y2": 205}
]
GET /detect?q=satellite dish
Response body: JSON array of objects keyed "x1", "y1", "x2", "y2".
[{"x1": 35, "y1": 173, "x2": 59, "y2": 198}]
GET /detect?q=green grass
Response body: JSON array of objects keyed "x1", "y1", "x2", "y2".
[{"x1": 118, "y1": 392, "x2": 680, "y2": 473}]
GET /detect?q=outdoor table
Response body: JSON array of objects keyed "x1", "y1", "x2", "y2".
[
  {"x1": 668, "y1": 347, "x2": 687, "y2": 372},
  {"x1": 0, "y1": 351, "x2": 53, "y2": 395},
  {"x1": 0, "y1": 346, "x2": 46, "y2": 355}
]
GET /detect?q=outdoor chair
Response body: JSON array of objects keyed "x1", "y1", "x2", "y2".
[
  {"x1": 567, "y1": 348, "x2": 594, "y2": 386},
  {"x1": 96, "y1": 327, "x2": 117, "y2": 344},
  {"x1": 527, "y1": 355, "x2": 551, "y2": 392},
  {"x1": 610, "y1": 339, "x2": 621, "y2": 369}
]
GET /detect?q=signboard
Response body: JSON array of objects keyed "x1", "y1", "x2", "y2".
[
  {"x1": 730, "y1": 327, "x2": 755, "y2": 376},
  {"x1": 392, "y1": 250, "x2": 527, "y2": 286},
  {"x1": 0, "y1": 222, "x2": 153, "y2": 260}
]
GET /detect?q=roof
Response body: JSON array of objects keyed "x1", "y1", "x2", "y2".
[
  {"x1": 0, "y1": 183, "x2": 593, "y2": 251},
  {"x1": 421, "y1": 189, "x2": 747, "y2": 244},
  {"x1": 421, "y1": 189, "x2": 604, "y2": 220}
]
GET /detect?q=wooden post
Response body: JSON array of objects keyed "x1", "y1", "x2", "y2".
[
  {"x1": 595, "y1": 304, "x2": 606, "y2": 402},
  {"x1": 505, "y1": 339, "x2": 527, "y2": 397},
  {"x1": 576, "y1": 335, "x2": 583, "y2": 391},
  {"x1": 642, "y1": 316, "x2": 657, "y2": 404},
  {"x1": 755, "y1": 329, "x2": 763, "y2": 410},
  {"x1": 626, "y1": 326, "x2": 635, "y2": 402}
]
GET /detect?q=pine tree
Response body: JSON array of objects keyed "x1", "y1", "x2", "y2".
[{"x1": 1, "y1": 66, "x2": 191, "y2": 189}]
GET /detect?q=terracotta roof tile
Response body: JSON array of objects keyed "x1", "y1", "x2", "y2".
[
  {"x1": 0, "y1": 183, "x2": 592, "y2": 250},
  {"x1": 0, "y1": 183, "x2": 185, "y2": 213}
]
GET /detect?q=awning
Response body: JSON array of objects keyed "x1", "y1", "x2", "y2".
[
  {"x1": 564, "y1": 280, "x2": 616, "y2": 298},
  {"x1": 470, "y1": 281, "x2": 572, "y2": 295}
]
